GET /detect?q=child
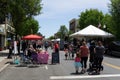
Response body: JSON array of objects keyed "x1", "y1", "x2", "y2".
[
  {"x1": 74, "y1": 53, "x2": 82, "y2": 74},
  {"x1": 64, "y1": 48, "x2": 68, "y2": 60}
]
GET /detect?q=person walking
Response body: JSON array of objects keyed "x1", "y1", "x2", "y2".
[
  {"x1": 94, "y1": 41, "x2": 105, "y2": 74},
  {"x1": 44, "y1": 41, "x2": 49, "y2": 51},
  {"x1": 74, "y1": 52, "x2": 82, "y2": 74},
  {"x1": 52, "y1": 41, "x2": 60, "y2": 64},
  {"x1": 54, "y1": 41, "x2": 59, "y2": 53},
  {"x1": 79, "y1": 41, "x2": 89, "y2": 73},
  {"x1": 64, "y1": 42, "x2": 69, "y2": 59},
  {"x1": 17, "y1": 40, "x2": 20, "y2": 55},
  {"x1": 21, "y1": 41, "x2": 27, "y2": 54},
  {"x1": 89, "y1": 40, "x2": 96, "y2": 70},
  {"x1": 7, "y1": 40, "x2": 14, "y2": 59}
]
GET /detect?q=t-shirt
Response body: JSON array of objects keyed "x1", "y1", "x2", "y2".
[
  {"x1": 54, "y1": 43, "x2": 59, "y2": 49},
  {"x1": 80, "y1": 46, "x2": 89, "y2": 57},
  {"x1": 89, "y1": 45, "x2": 95, "y2": 55},
  {"x1": 95, "y1": 45, "x2": 105, "y2": 58},
  {"x1": 75, "y1": 57, "x2": 81, "y2": 62}
]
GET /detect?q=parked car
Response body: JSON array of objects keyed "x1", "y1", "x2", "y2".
[{"x1": 107, "y1": 41, "x2": 120, "y2": 57}]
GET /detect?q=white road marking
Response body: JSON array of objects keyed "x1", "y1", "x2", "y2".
[
  {"x1": 50, "y1": 74, "x2": 120, "y2": 79},
  {"x1": 0, "y1": 63, "x2": 9, "y2": 72},
  {"x1": 45, "y1": 65, "x2": 48, "y2": 70}
]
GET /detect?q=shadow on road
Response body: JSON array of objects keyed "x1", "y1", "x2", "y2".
[
  {"x1": 104, "y1": 54, "x2": 120, "y2": 59},
  {"x1": 70, "y1": 72, "x2": 84, "y2": 75}
]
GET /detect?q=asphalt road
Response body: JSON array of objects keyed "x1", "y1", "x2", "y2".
[{"x1": 0, "y1": 48, "x2": 120, "y2": 80}]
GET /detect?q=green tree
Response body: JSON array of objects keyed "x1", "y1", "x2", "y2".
[
  {"x1": 21, "y1": 18, "x2": 39, "y2": 36},
  {"x1": 37, "y1": 32, "x2": 43, "y2": 36},
  {"x1": 78, "y1": 9, "x2": 104, "y2": 29},
  {"x1": 56, "y1": 25, "x2": 68, "y2": 39},
  {"x1": 109, "y1": 0, "x2": 120, "y2": 40},
  {"x1": 102, "y1": 14, "x2": 115, "y2": 34},
  {"x1": 0, "y1": 0, "x2": 10, "y2": 23},
  {"x1": 48, "y1": 36, "x2": 55, "y2": 40},
  {"x1": 9, "y1": 0, "x2": 42, "y2": 36}
]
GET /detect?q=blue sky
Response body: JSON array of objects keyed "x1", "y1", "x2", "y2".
[{"x1": 34, "y1": 0, "x2": 110, "y2": 38}]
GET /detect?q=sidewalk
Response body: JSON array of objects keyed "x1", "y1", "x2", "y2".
[
  {"x1": 0, "y1": 50, "x2": 8, "y2": 61},
  {"x1": 0, "y1": 49, "x2": 12, "y2": 72}
]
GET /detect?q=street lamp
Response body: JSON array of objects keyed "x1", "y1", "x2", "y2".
[
  {"x1": 103, "y1": 24, "x2": 108, "y2": 32},
  {"x1": 103, "y1": 25, "x2": 106, "y2": 30}
]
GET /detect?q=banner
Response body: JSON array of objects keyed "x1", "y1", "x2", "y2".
[{"x1": 14, "y1": 41, "x2": 18, "y2": 54}]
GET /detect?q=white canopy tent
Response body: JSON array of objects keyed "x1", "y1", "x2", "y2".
[
  {"x1": 70, "y1": 25, "x2": 114, "y2": 38},
  {"x1": 51, "y1": 38, "x2": 60, "y2": 42}
]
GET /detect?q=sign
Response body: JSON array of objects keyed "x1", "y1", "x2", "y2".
[{"x1": 52, "y1": 52, "x2": 60, "y2": 64}]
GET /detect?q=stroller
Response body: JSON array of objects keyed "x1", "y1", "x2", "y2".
[
  {"x1": 88, "y1": 55, "x2": 104, "y2": 75},
  {"x1": 88, "y1": 42, "x2": 104, "y2": 75}
]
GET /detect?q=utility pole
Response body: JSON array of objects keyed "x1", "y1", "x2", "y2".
[{"x1": 4, "y1": 15, "x2": 7, "y2": 49}]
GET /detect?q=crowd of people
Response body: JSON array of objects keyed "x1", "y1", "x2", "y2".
[
  {"x1": 75, "y1": 40, "x2": 105, "y2": 75},
  {"x1": 63, "y1": 40, "x2": 105, "y2": 75},
  {"x1": 7, "y1": 38, "x2": 105, "y2": 75},
  {"x1": 7, "y1": 40, "x2": 59, "y2": 64}
]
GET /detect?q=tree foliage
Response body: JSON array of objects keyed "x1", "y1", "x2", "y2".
[
  {"x1": 102, "y1": 14, "x2": 115, "y2": 34},
  {"x1": 0, "y1": 0, "x2": 42, "y2": 36},
  {"x1": 0, "y1": 0, "x2": 10, "y2": 23},
  {"x1": 56, "y1": 25, "x2": 68, "y2": 39},
  {"x1": 78, "y1": 9, "x2": 104, "y2": 29},
  {"x1": 10, "y1": 0, "x2": 42, "y2": 36},
  {"x1": 109, "y1": 0, "x2": 120, "y2": 40},
  {"x1": 48, "y1": 36, "x2": 55, "y2": 40},
  {"x1": 21, "y1": 18, "x2": 39, "y2": 36}
]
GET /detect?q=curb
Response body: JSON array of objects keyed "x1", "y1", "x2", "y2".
[
  {"x1": 0, "y1": 63, "x2": 9, "y2": 73},
  {"x1": 0, "y1": 49, "x2": 10, "y2": 72},
  {"x1": 0, "y1": 58, "x2": 12, "y2": 73}
]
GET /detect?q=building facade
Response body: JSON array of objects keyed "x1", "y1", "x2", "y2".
[
  {"x1": 0, "y1": 19, "x2": 15, "y2": 50},
  {"x1": 69, "y1": 18, "x2": 80, "y2": 33}
]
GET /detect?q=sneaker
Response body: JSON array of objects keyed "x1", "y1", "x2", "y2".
[
  {"x1": 7, "y1": 57, "x2": 12, "y2": 59},
  {"x1": 96, "y1": 71, "x2": 100, "y2": 75},
  {"x1": 81, "y1": 70, "x2": 85, "y2": 74}
]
